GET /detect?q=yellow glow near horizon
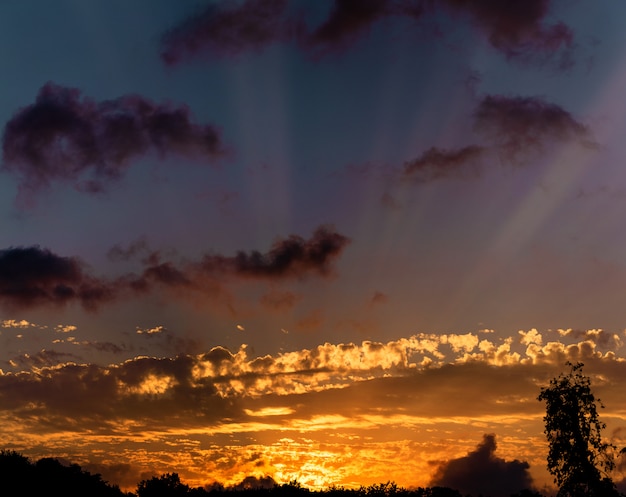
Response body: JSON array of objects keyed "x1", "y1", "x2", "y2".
[
  {"x1": 244, "y1": 407, "x2": 296, "y2": 417},
  {"x1": 3, "y1": 330, "x2": 626, "y2": 494}
]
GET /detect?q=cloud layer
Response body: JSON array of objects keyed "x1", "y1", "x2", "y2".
[{"x1": 1, "y1": 329, "x2": 625, "y2": 491}]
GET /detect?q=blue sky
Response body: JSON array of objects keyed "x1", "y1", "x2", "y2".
[{"x1": 1, "y1": 1, "x2": 626, "y2": 495}]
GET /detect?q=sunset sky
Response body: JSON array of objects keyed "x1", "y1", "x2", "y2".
[{"x1": 1, "y1": 1, "x2": 626, "y2": 495}]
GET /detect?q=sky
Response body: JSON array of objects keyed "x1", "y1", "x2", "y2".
[{"x1": 1, "y1": 0, "x2": 626, "y2": 495}]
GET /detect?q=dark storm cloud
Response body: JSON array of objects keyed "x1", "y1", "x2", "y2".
[
  {"x1": 160, "y1": 0, "x2": 389, "y2": 63},
  {"x1": 2, "y1": 82, "x2": 226, "y2": 197},
  {"x1": 0, "y1": 227, "x2": 349, "y2": 311},
  {"x1": 160, "y1": 0, "x2": 298, "y2": 64},
  {"x1": 302, "y1": 0, "x2": 392, "y2": 55},
  {"x1": 403, "y1": 145, "x2": 486, "y2": 181},
  {"x1": 430, "y1": 434, "x2": 535, "y2": 497},
  {"x1": 0, "y1": 246, "x2": 115, "y2": 311},
  {"x1": 130, "y1": 226, "x2": 349, "y2": 298},
  {"x1": 161, "y1": 0, "x2": 575, "y2": 65},
  {"x1": 438, "y1": 0, "x2": 574, "y2": 65},
  {"x1": 474, "y1": 94, "x2": 594, "y2": 162},
  {"x1": 198, "y1": 225, "x2": 350, "y2": 279}
]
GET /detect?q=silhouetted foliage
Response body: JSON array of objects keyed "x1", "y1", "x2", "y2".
[
  {"x1": 510, "y1": 490, "x2": 547, "y2": 497},
  {"x1": 272, "y1": 480, "x2": 312, "y2": 497},
  {"x1": 0, "y1": 450, "x2": 35, "y2": 496},
  {"x1": 410, "y1": 487, "x2": 462, "y2": 497},
  {"x1": 0, "y1": 450, "x2": 125, "y2": 497},
  {"x1": 1, "y1": 449, "x2": 557, "y2": 497},
  {"x1": 538, "y1": 362, "x2": 619, "y2": 497},
  {"x1": 137, "y1": 472, "x2": 192, "y2": 497},
  {"x1": 356, "y1": 482, "x2": 400, "y2": 497}
]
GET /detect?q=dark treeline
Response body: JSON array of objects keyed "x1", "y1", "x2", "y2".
[
  {"x1": 0, "y1": 449, "x2": 544, "y2": 497},
  {"x1": 0, "y1": 450, "x2": 127, "y2": 497}
]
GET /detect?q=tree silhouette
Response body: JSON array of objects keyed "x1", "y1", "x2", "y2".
[
  {"x1": 137, "y1": 472, "x2": 192, "y2": 497},
  {"x1": 537, "y1": 362, "x2": 619, "y2": 497},
  {"x1": 0, "y1": 450, "x2": 125, "y2": 497},
  {"x1": 1, "y1": 449, "x2": 556, "y2": 496},
  {"x1": 0, "y1": 450, "x2": 35, "y2": 496}
]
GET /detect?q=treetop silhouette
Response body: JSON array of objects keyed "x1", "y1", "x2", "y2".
[{"x1": 538, "y1": 361, "x2": 619, "y2": 497}]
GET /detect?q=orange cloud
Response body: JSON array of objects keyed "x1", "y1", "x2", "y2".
[{"x1": 2, "y1": 329, "x2": 625, "y2": 492}]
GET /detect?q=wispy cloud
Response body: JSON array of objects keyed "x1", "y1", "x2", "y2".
[
  {"x1": 259, "y1": 290, "x2": 301, "y2": 312},
  {"x1": 55, "y1": 324, "x2": 77, "y2": 333},
  {"x1": 402, "y1": 94, "x2": 593, "y2": 182},
  {"x1": 473, "y1": 94, "x2": 595, "y2": 163},
  {"x1": 403, "y1": 145, "x2": 486, "y2": 181},
  {"x1": 368, "y1": 291, "x2": 388, "y2": 307},
  {"x1": 136, "y1": 325, "x2": 166, "y2": 335},
  {"x1": 1, "y1": 319, "x2": 37, "y2": 329},
  {"x1": 8, "y1": 349, "x2": 81, "y2": 369},
  {"x1": 107, "y1": 237, "x2": 151, "y2": 262}
]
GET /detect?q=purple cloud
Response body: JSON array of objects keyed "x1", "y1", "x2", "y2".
[
  {"x1": 198, "y1": 225, "x2": 351, "y2": 279},
  {"x1": 438, "y1": 0, "x2": 574, "y2": 65},
  {"x1": 160, "y1": 0, "x2": 576, "y2": 65},
  {"x1": 403, "y1": 145, "x2": 486, "y2": 181},
  {"x1": 160, "y1": 0, "x2": 298, "y2": 64},
  {"x1": 302, "y1": 0, "x2": 392, "y2": 56},
  {"x1": 399, "y1": 93, "x2": 592, "y2": 184},
  {"x1": 107, "y1": 237, "x2": 151, "y2": 263},
  {"x1": 131, "y1": 226, "x2": 350, "y2": 296},
  {"x1": 474, "y1": 94, "x2": 594, "y2": 162},
  {"x1": 0, "y1": 227, "x2": 349, "y2": 311},
  {"x1": 0, "y1": 246, "x2": 115, "y2": 311},
  {"x1": 2, "y1": 82, "x2": 227, "y2": 199}
]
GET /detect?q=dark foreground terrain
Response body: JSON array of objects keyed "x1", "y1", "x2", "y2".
[{"x1": 0, "y1": 449, "x2": 546, "y2": 497}]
